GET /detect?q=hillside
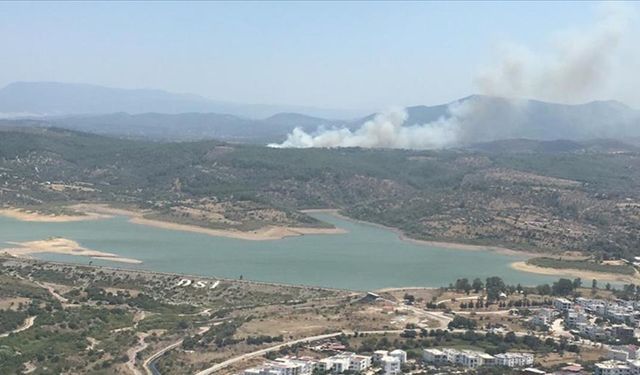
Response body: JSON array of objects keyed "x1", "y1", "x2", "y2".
[
  {"x1": 2, "y1": 127, "x2": 640, "y2": 258},
  {"x1": 0, "y1": 81, "x2": 356, "y2": 119}
]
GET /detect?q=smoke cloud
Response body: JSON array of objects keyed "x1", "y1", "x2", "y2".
[
  {"x1": 269, "y1": 105, "x2": 464, "y2": 149},
  {"x1": 475, "y1": 3, "x2": 631, "y2": 103},
  {"x1": 271, "y1": 3, "x2": 635, "y2": 150}
]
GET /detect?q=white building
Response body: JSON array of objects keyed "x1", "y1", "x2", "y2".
[
  {"x1": 530, "y1": 308, "x2": 555, "y2": 327},
  {"x1": 423, "y1": 349, "x2": 448, "y2": 364},
  {"x1": 565, "y1": 309, "x2": 588, "y2": 327},
  {"x1": 317, "y1": 352, "x2": 371, "y2": 374},
  {"x1": 243, "y1": 359, "x2": 311, "y2": 375},
  {"x1": 318, "y1": 353, "x2": 351, "y2": 373},
  {"x1": 380, "y1": 356, "x2": 401, "y2": 375},
  {"x1": 553, "y1": 298, "x2": 573, "y2": 312},
  {"x1": 389, "y1": 349, "x2": 407, "y2": 364},
  {"x1": 608, "y1": 346, "x2": 640, "y2": 362},
  {"x1": 493, "y1": 352, "x2": 534, "y2": 368},
  {"x1": 430, "y1": 348, "x2": 494, "y2": 368},
  {"x1": 348, "y1": 355, "x2": 371, "y2": 372},
  {"x1": 373, "y1": 350, "x2": 388, "y2": 363},
  {"x1": 594, "y1": 360, "x2": 631, "y2": 375}
]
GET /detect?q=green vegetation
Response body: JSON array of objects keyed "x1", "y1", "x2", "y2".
[
  {"x1": 0, "y1": 256, "x2": 346, "y2": 374},
  {"x1": 4, "y1": 127, "x2": 640, "y2": 257},
  {"x1": 0, "y1": 310, "x2": 27, "y2": 333},
  {"x1": 527, "y1": 257, "x2": 636, "y2": 275},
  {"x1": 448, "y1": 315, "x2": 477, "y2": 330}
]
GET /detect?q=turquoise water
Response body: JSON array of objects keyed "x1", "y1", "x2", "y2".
[{"x1": 0, "y1": 212, "x2": 556, "y2": 290}]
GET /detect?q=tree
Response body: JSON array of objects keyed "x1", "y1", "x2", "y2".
[
  {"x1": 572, "y1": 278, "x2": 582, "y2": 289},
  {"x1": 455, "y1": 278, "x2": 472, "y2": 294},
  {"x1": 472, "y1": 278, "x2": 484, "y2": 293},
  {"x1": 536, "y1": 284, "x2": 551, "y2": 296},
  {"x1": 448, "y1": 315, "x2": 477, "y2": 330},
  {"x1": 485, "y1": 277, "x2": 506, "y2": 301},
  {"x1": 504, "y1": 331, "x2": 517, "y2": 343},
  {"x1": 552, "y1": 279, "x2": 574, "y2": 296}
]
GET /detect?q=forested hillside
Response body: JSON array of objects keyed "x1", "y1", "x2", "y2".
[{"x1": 2, "y1": 127, "x2": 640, "y2": 258}]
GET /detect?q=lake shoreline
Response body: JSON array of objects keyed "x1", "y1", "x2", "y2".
[
  {"x1": 304, "y1": 209, "x2": 541, "y2": 258},
  {"x1": 1, "y1": 237, "x2": 142, "y2": 264},
  {"x1": 0, "y1": 207, "x2": 109, "y2": 222},
  {"x1": 74, "y1": 204, "x2": 347, "y2": 240},
  {"x1": 1, "y1": 204, "x2": 346, "y2": 241},
  {"x1": 4, "y1": 204, "x2": 541, "y2": 257},
  {"x1": 510, "y1": 261, "x2": 640, "y2": 284}
]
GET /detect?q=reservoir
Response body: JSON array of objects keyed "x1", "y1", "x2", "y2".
[{"x1": 0, "y1": 212, "x2": 556, "y2": 290}]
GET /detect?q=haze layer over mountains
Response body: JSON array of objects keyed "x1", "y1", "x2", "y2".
[{"x1": 0, "y1": 81, "x2": 638, "y2": 148}]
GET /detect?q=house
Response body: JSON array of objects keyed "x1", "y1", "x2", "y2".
[
  {"x1": 423, "y1": 348, "x2": 447, "y2": 364},
  {"x1": 459, "y1": 351, "x2": 484, "y2": 369},
  {"x1": 608, "y1": 346, "x2": 640, "y2": 361},
  {"x1": 373, "y1": 350, "x2": 388, "y2": 363},
  {"x1": 594, "y1": 360, "x2": 631, "y2": 375},
  {"x1": 530, "y1": 308, "x2": 555, "y2": 328},
  {"x1": 565, "y1": 309, "x2": 588, "y2": 327},
  {"x1": 389, "y1": 349, "x2": 407, "y2": 364},
  {"x1": 348, "y1": 355, "x2": 371, "y2": 372},
  {"x1": 318, "y1": 353, "x2": 352, "y2": 373},
  {"x1": 243, "y1": 359, "x2": 310, "y2": 375},
  {"x1": 612, "y1": 325, "x2": 635, "y2": 342},
  {"x1": 553, "y1": 298, "x2": 573, "y2": 312},
  {"x1": 380, "y1": 355, "x2": 401, "y2": 375},
  {"x1": 493, "y1": 352, "x2": 534, "y2": 368}
]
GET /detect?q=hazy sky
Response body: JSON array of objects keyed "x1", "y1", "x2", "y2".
[{"x1": 1, "y1": 1, "x2": 638, "y2": 110}]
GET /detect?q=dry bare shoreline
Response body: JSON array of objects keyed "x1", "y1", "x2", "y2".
[
  {"x1": 0, "y1": 208, "x2": 108, "y2": 222},
  {"x1": 1, "y1": 204, "x2": 346, "y2": 241},
  {"x1": 0, "y1": 204, "x2": 548, "y2": 255},
  {"x1": 3, "y1": 204, "x2": 544, "y2": 257},
  {"x1": 511, "y1": 261, "x2": 640, "y2": 284},
  {"x1": 1, "y1": 237, "x2": 142, "y2": 264},
  {"x1": 304, "y1": 208, "x2": 541, "y2": 258}
]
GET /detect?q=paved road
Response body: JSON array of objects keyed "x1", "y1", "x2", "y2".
[
  {"x1": 144, "y1": 339, "x2": 184, "y2": 375},
  {"x1": 436, "y1": 296, "x2": 479, "y2": 305},
  {"x1": 194, "y1": 332, "x2": 344, "y2": 375},
  {"x1": 143, "y1": 325, "x2": 215, "y2": 375}
]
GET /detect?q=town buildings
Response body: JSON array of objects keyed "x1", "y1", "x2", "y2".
[{"x1": 423, "y1": 348, "x2": 533, "y2": 369}]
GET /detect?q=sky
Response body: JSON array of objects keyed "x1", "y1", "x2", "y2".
[{"x1": 1, "y1": 1, "x2": 638, "y2": 111}]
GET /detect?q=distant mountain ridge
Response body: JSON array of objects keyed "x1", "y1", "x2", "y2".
[
  {"x1": 41, "y1": 112, "x2": 345, "y2": 142},
  {"x1": 0, "y1": 81, "x2": 638, "y2": 145},
  {"x1": 0, "y1": 81, "x2": 357, "y2": 119}
]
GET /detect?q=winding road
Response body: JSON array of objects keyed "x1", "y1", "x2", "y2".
[
  {"x1": 194, "y1": 332, "x2": 344, "y2": 375},
  {"x1": 0, "y1": 315, "x2": 36, "y2": 338}
]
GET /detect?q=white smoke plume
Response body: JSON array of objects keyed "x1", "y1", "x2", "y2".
[
  {"x1": 269, "y1": 105, "x2": 464, "y2": 149},
  {"x1": 271, "y1": 3, "x2": 635, "y2": 150},
  {"x1": 475, "y1": 3, "x2": 631, "y2": 103}
]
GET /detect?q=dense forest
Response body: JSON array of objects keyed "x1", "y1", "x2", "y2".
[{"x1": 2, "y1": 126, "x2": 640, "y2": 258}]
